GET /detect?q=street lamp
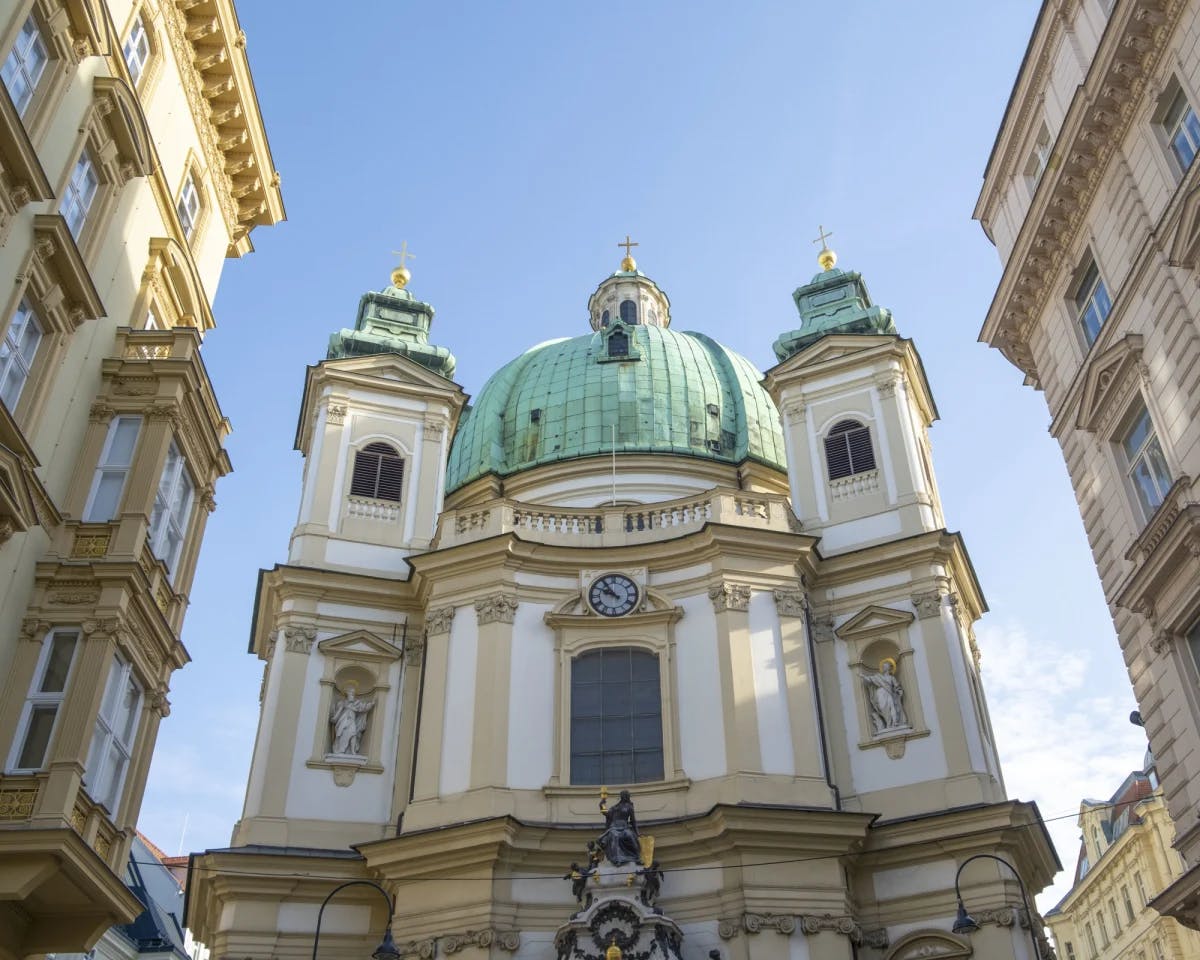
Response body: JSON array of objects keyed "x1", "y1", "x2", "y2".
[
  {"x1": 312, "y1": 879, "x2": 401, "y2": 960},
  {"x1": 952, "y1": 854, "x2": 1042, "y2": 960}
]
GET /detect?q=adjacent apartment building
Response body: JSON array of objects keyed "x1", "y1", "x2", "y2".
[
  {"x1": 1045, "y1": 764, "x2": 1200, "y2": 960},
  {"x1": 0, "y1": 1, "x2": 282, "y2": 957},
  {"x1": 974, "y1": 0, "x2": 1200, "y2": 930}
]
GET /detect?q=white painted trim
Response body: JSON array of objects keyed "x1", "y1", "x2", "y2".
[
  {"x1": 869, "y1": 388, "x2": 899, "y2": 503},
  {"x1": 329, "y1": 409, "x2": 353, "y2": 535},
  {"x1": 402, "y1": 420, "x2": 424, "y2": 544}
]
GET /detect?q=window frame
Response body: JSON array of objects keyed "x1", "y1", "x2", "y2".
[
  {"x1": 1, "y1": 11, "x2": 49, "y2": 118},
  {"x1": 1122, "y1": 884, "x2": 1136, "y2": 923},
  {"x1": 0, "y1": 295, "x2": 43, "y2": 412},
  {"x1": 1154, "y1": 77, "x2": 1200, "y2": 176},
  {"x1": 823, "y1": 418, "x2": 877, "y2": 481},
  {"x1": 1022, "y1": 119, "x2": 1052, "y2": 193},
  {"x1": 1117, "y1": 399, "x2": 1173, "y2": 525},
  {"x1": 82, "y1": 653, "x2": 142, "y2": 816},
  {"x1": 349, "y1": 441, "x2": 405, "y2": 503},
  {"x1": 121, "y1": 11, "x2": 151, "y2": 87},
  {"x1": 83, "y1": 415, "x2": 142, "y2": 522},
  {"x1": 148, "y1": 438, "x2": 195, "y2": 578},
  {"x1": 569, "y1": 646, "x2": 664, "y2": 786},
  {"x1": 61, "y1": 147, "x2": 100, "y2": 239},
  {"x1": 1070, "y1": 254, "x2": 1113, "y2": 349},
  {"x1": 6, "y1": 627, "x2": 80, "y2": 773},
  {"x1": 175, "y1": 168, "x2": 202, "y2": 242}
]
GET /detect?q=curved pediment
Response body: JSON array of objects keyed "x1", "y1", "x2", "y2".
[
  {"x1": 885, "y1": 930, "x2": 972, "y2": 960},
  {"x1": 146, "y1": 237, "x2": 215, "y2": 331},
  {"x1": 93, "y1": 77, "x2": 155, "y2": 179}
]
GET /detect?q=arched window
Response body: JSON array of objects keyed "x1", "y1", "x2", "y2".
[
  {"x1": 600, "y1": 309, "x2": 610, "y2": 327},
  {"x1": 350, "y1": 442, "x2": 404, "y2": 501},
  {"x1": 607, "y1": 330, "x2": 629, "y2": 358},
  {"x1": 619, "y1": 299, "x2": 638, "y2": 324},
  {"x1": 824, "y1": 419, "x2": 875, "y2": 479},
  {"x1": 570, "y1": 648, "x2": 662, "y2": 784}
]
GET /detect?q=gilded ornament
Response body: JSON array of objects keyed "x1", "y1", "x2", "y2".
[{"x1": 0, "y1": 787, "x2": 38, "y2": 820}]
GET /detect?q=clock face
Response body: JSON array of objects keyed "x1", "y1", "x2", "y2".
[{"x1": 588, "y1": 574, "x2": 640, "y2": 617}]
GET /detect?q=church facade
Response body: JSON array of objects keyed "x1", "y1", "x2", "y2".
[{"x1": 188, "y1": 245, "x2": 1058, "y2": 960}]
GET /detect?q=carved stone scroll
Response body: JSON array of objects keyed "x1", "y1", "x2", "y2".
[
  {"x1": 475, "y1": 593, "x2": 519, "y2": 625},
  {"x1": 709, "y1": 582, "x2": 751, "y2": 612}
]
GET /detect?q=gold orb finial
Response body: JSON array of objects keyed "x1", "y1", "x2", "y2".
[
  {"x1": 618, "y1": 234, "x2": 639, "y2": 272},
  {"x1": 606, "y1": 937, "x2": 622, "y2": 960},
  {"x1": 812, "y1": 224, "x2": 836, "y2": 271},
  {"x1": 391, "y1": 241, "x2": 415, "y2": 289}
]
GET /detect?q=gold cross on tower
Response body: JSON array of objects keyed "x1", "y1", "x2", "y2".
[
  {"x1": 390, "y1": 241, "x2": 415, "y2": 288},
  {"x1": 618, "y1": 234, "x2": 639, "y2": 272},
  {"x1": 812, "y1": 224, "x2": 837, "y2": 271}
]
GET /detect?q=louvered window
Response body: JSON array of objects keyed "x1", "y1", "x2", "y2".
[
  {"x1": 608, "y1": 330, "x2": 629, "y2": 357},
  {"x1": 351, "y1": 442, "x2": 404, "y2": 501},
  {"x1": 824, "y1": 419, "x2": 875, "y2": 480}
]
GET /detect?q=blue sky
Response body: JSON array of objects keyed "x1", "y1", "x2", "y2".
[{"x1": 140, "y1": 2, "x2": 1148, "y2": 908}]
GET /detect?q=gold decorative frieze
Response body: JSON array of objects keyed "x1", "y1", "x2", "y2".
[
  {"x1": 71, "y1": 530, "x2": 111, "y2": 558},
  {"x1": 0, "y1": 786, "x2": 38, "y2": 820},
  {"x1": 475, "y1": 593, "x2": 519, "y2": 625},
  {"x1": 155, "y1": 584, "x2": 172, "y2": 613},
  {"x1": 709, "y1": 582, "x2": 751, "y2": 612}
]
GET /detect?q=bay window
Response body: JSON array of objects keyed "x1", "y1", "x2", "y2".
[
  {"x1": 84, "y1": 416, "x2": 141, "y2": 521},
  {"x1": 1, "y1": 14, "x2": 49, "y2": 117},
  {"x1": 83, "y1": 655, "x2": 141, "y2": 814},
  {"x1": 7, "y1": 629, "x2": 79, "y2": 771},
  {"x1": 149, "y1": 440, "x2": 193, "y2": 576}
]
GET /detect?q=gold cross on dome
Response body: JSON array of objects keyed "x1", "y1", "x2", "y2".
[
  {"x1": 812, "y1": 225, "x2": 833, "y2": 249},
  {"x1": 618, "y1": 235, "x2": 639, "y2": 258},
  {"x1": 391, "y1": 240, "x2": 415, "y2": 268}
]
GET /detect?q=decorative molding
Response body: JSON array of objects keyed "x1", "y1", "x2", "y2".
[
  {"x1": 742, "y1": 913, "x2": 796, "y2": 935},
  {"x1": 874, "y1": 375, "x2": 899, "y2": 398},
  {"x1": 398, "y1": 939, "x2": 437, "y2": 960},
  {"x1": 284, "y1": 625, "x2": 316, "y2": 654},
  {"x1": 425, "y1": 606, "x2": 456, "y2": 637},
  {"x1": 88, "y1": 400, "x2": 115, "y2": 421},
  {"x1": 443, "y1": 930, "x2": 520, "y2": 954},
  {"x1": 0, "y1": 786, "x2": 38, "y2": 820},
  {"x1": 49, "y1": 580, "x2": 99, "y2": 605},
  {"x1": 20, "y1": 619, "x2": 52, "y2": 640},
  {"x1": 326, "y1": 403, "x2": 346, "y2": 425},
  {"x1": 475, "y1": 593, "x2": 519, "y2": 625},
  {"x1": 910, "y1": 590, "x2": 944, "y2": 620},
  {"x1": 836, "y1": 604, "x2": 916, "y2": 640},
  {"x1": 773, "y1": 588, "x2": 807, "y2": 617},
  {"x1": 885, "y1": 930, "x2": 970, "y2": 960},
  {"x1": 799, "y1": 914, "x2": 885, "y2": 947},
  {"x1": 424, "y1": 416, "x2": 446, "y2": 438},
  {"x1": 709, "y1": 582, "x2": 751, "y2": 613},
  {"x1": 782, "y1": 400, "x2": 807, "y2": 423},
  {"x1": 71, "y1": 531, "x2": 110, "y2": 558},
  {"x1": 404, "y1": 636, "x2": 426, "y2": 667}
]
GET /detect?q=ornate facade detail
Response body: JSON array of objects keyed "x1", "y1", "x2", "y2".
[
  {"x1": 782, "y1": 400, "x2": 806, "y2": 423},
  {"x1": 874, "y1": 375, "x2": 899, "y2": 398},
  {"x1": 425, "y1": 606, "x2": 456, "y2": 637},
  {"x1": 443, "y1": 930, "x2": 520, "y2": 954},
  {"x1": 112, "y1": 375, "x2": 158, "y2": 396},
  {"x1": 404, "y1": 635, "x2": 426, "y2": 667},
  {"x1": 49, "y1": 581, "x2": 99, "y2": 605},
  {"x1": 284, "y1": 625, "x2": 316, "y2": 654},
  {"x1": 424, "y1": 416, "x2": 446, "y2": 438},
  {"x1": 326, "y1": 402, "x2": 346, "y2": 425},
  {"x1": 911, "y1": 590, "x2": 943, "y2": 619},
  {"x1": 397, "y1": 939, "x2": 437, "y2": 960},
  {"x1": 89, "y1": 400, "x2": 115, "y2": 421},
  {"x1": 200, "y1": 485, "x2": 218, "y2": 513},
  {"x1": 772, "y1": 588, "x2": 807, "y2": 617},
  {"x1": 475, "y1": 593, "x2": 519, "y2": 625},
  {"x1": 709, "y1": 582, "x2": 751, "y2": 612},
  {"x1": 0, "y1": 787, "x2": 38, "y2": 820},
  {"x1": 71, "y1": 531, "x2": 111, "y2": 558},
  {"x1": 19, "y1": 619, "x2": 52, "y2": 640},
  {"x1": 797, "y1": 914, "x2": 883, "y2": 946},
  {"x1": 742, "y1": 913, "x2": 796, "y2": 935}
]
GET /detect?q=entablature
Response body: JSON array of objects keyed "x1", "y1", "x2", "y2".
[{"x1": 979, "y1": 0, "x2": 1182, "y2": 382}]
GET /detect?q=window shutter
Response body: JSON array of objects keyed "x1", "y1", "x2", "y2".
[
  {"x1": 350, "y1": 442, "x2": 404, "y2": 502},
  {"x1": 847, "y1": 426, "x2": 876, "y2": 473},
  {"x1": 350, "y1": 450, "x2": 381, "y2": 498},
  {"x1": 824, "y1": 420, "x2": 875, "y2": 480}
]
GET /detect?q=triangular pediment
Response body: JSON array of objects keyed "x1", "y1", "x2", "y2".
[
  {"x1": 835, "y1": 604, "x2": 915, "y2": 641},
  {"x1": 886, "y1": 930, "x2": 972, "y2": 960},
  {"x1": 1076, "y1": 334, "x2": 1143, "y2": 432},
  {"x1": 324, "y1": 351, "x2": 456, "y2": 391},
  {"x1": 787, "y1": 333, "x2": 895, "y2": 370},
  {"x1": 317, "y1": 629, "x2": 402, "y2": 662}
]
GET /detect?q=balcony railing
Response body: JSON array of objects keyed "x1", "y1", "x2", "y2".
[{"x1": 436, "y1": 488, "x2": 796, "y2": 549}]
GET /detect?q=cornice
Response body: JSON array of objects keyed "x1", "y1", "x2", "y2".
[{"x1": 979, "y1": 0, "x2": 1184, "y2": 380}]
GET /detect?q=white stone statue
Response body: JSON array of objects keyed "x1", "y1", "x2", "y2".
[
  {"x1": 862, "y1": 660, "x2": 909, "y2": 735},
  {"x1": 329, "y1": 688, "x2": 374, "y2": 756}
]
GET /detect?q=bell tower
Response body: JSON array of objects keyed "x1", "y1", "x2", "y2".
[
  {"x1": 764, "y1": 239, "x2": 944, "y2": 556},
  {"x1": 288, "y1": 258, "x2": 466, "y2": 576}
]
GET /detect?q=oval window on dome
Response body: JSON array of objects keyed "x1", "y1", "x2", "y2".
[
  {"x1": 601, "y1": 309, "x2": 610, "y2": 327},
  {"x1": 620, "y1": 299, "x2": 638, "y2": 324}
]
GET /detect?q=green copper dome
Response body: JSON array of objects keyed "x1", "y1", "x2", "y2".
[{"x1": 446, "y1": 324, "x2": 786, "y2": 491}]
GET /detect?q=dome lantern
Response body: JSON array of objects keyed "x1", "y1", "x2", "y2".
[{"x1": 586, "y1": 237, "x2": 672, "y2": 332}]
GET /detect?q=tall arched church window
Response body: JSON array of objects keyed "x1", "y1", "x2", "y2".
[
  {"x1": 619, "y1": 299, "x2": 638, "y2": 324},
  {"x1": 571, "y1": 648, "x2": 662, "y2": 784},
  {"x1": 824, "y1": 419, "x2": 875, "y2": 479},
  {"x1": 601, "y1": 309, "x2": 610, "y2": 327},
  {"x1": 350, "y1": 442, "x2": 404, "y2": 501}
]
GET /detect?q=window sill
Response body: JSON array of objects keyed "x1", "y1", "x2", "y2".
[{"x1": 543, "y1": 775, "x2": 691, "y2": 800}]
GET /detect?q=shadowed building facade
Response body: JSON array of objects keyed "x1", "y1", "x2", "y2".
[
  {"x1": 188, "y1": 246, "x2": 1057, "y2": 960},
  {"x1": 973, "y1": 0, "x2": 1200, "y2": 931},
  {"x1": 0, "y1": 1, "x2": 282, "y2": 957}
]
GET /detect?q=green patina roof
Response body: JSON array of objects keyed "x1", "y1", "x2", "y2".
[
  {"x1": 446, "y1": 324, "x2": 786, "y2": 491},
  {"x1": 772, "y1": 266, "x2": 896, "y2": 361},
  {"x1": 327, "y1": 283, "x2": 456, "y2": 378}
]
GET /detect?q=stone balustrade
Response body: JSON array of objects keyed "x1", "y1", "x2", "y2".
[
  {"x1": 829, "y1": 469, "x2": 880, "y2": 501},
  {"x1": 436, "y1": 488, "x2": 795, "y2": 548},
  {"x1": 347, "y1": 496, "x2": 401, "y2": 522}
]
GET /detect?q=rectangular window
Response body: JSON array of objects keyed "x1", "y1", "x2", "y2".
[
  {"x1": 1098, "y1": 913, "x2": 1109, "y2": 948},
  {"x1": 1120, "y1": 403, "x2": 1172, "y2": 521},
  {"x1": 83, "y1": 655, "x2": 141, "y2": 814},
  {"x1": 570, "y1": 648, "x2": 663, "y2": 785},
  {"x1": 62, "y1": 151, "x2": 99, "y2": 238},
  {"x1": 1136, "y1": 871, "x2": 1148, "y2": 904},
  {"x1": 122, "y1": 14, "x2": 150, "y2": 86},
  {"x1": 84, "y1": 416, "x2": 141, "y2": 521},
  {"x1": 1086, "y1": 923, "x2": 1098, "y2": 960},
  {"x1": 1, "y1": 14, "x2": 49, "y2": 117},
  {"x1": 1073, "y1": 258, "x2": 1112, "y2": 347},
  {"x1": 0, "y1": 297, "x2": 43, "y2": 410},
  {"x1": 149, "y1": 440, "x2": 194, "y2": 576},
  {"x1": 1163, "y1": 85, "x2": 1200, "y2": 171},
  {"x1": 1065, "y1": 943, "x2": 1076, "y2": 960},
  {"x1": 1109, "y1": 899, "x2": 1122, "y2": 934},
  {"x1": 176, "y1": 172, "x2": 200, "y2": 240},
  {"x1": 1024, "y1": 121, "x2": 1052, "y2": 188},
  {"x1": 1153, "y1": 941, "x2": 1165, "y2": 960},
  {"x1": 8, "y1": 629, "x2": 79, "y2": 771},
  {"x1": 1123, "y1": 885, "x2": 1136, "y2": 923}
]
